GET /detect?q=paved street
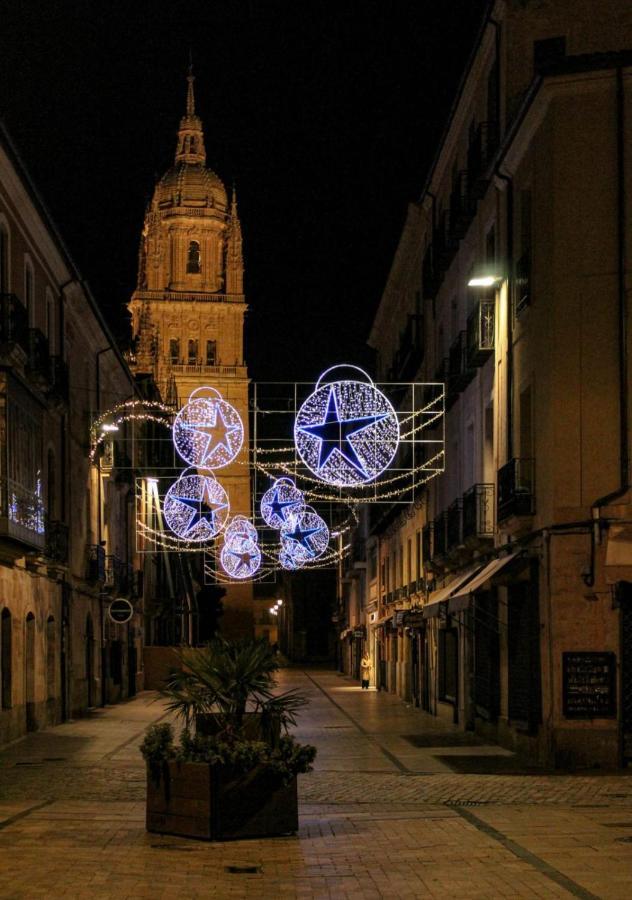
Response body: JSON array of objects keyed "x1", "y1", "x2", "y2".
[{"x1": 1, "y1": 669, "x2": 632, "y2": 898}]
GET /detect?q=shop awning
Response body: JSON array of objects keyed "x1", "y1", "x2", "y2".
[
  {"x1": 422, "y1": 564, "x2": 484, "y2": 619},
  {"x1": 605, "y1": 524, "x2": 632, "y2": 584},
  {"x1": 447, "y1": 552, "x2": 521, "y2": 612}
]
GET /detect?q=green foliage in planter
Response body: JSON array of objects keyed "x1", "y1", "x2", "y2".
[
  {"x1": 161, "y1": 637, "x2": 309, "y2": 740},
  {"x1": 141, "y1": 723, "x2": 316, "y2": 786}
]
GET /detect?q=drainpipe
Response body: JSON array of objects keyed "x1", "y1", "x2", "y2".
[{"x1": 589, "y1": 67, "x2": 628, "y2": 577}]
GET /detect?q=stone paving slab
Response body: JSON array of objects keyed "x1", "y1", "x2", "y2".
[{"x1": 1, "y1": 668, "x2": 632, "y2": 897}]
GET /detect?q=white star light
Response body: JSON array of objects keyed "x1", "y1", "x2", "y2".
[
  {"x1": 173, "y1": 393, "x2": 244, "y2": 469},
  {"x1": 295, "y1": 368, "x2": 399, "y2": 487},
  {"x1": 220, "y1": 515, "x2": 261, "y2": 580},
  {"x1": 260, "y1": 477, "x2": 306, "y2": 529},
  {"x1": 280, "y1": 505, "x2": 329, "y2": 564}
]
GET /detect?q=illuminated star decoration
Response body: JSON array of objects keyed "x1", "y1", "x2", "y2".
[
  {"x1": 163, "y1": 472, "x2": 229, "y2": 543},
  {"x1": 260, "y1": 477, "x2": 306, "y2": 529},
  {"x1": 281, "y1": 505, "x2": 329, "y2": 565},
  {"x1": 173, "y1": 394, "x2": 244, "y2": 469},
  {"x1": 294, "y1": 370, "x2": 400, "y2": 487},
  {"x1": 220, "y1": 516, "x2": 261, "y2": 580}
]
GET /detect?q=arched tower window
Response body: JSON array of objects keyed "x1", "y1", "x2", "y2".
[
  {"x1": 188, "y1": 339, "x2": 198, "y2": 364},
  {"x1": 169, "y1": 338, "x2": 180, "y2": 363},
  {"x1": 1, "y1": 608, "x2": 11, "y2": 709},
  {"x1": 186, "y1": 240, "x2": 201, "y2": 274},
  {"x1": 206, "y1": 340, "x2": 217, "y2": 366}
]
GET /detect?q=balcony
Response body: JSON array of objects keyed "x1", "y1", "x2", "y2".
[
  {"x1": 48, "y1": 356, "x2": 69, "y2": 405},
  {"x1": 27, "y1": 328, "x2": 51, "y2": 388},
  {"x1": 497, "y1": 458, "x2": 535, "y2": 521},
  {"x1": 446, "y1": 499, "x2": 463, "y2": 551},
  {"x1": 433, "y1": 511, "x2": 448, "y2": 558},
  {"x1": 514, "y1": 252, "x2": 531, "y2": 315},
  {"x1": 467, "y1": 121, "x2": 499, "y2": 198},
  {"x1": 462, "y1": 484, "x2": 494, "y2": 541},
  {"x1": 87, "y1": 544, "x2": 106, "y2": 582},
  {"x1": 170, "y1": 363, "x2": 247, "y2": 378},
  {"x1": 448, "y1": 331, "x2": 475, "y2": 398},
  {"x1": 466, "y1": 298, "x2": 495, "y2": 368},
  {"x1": 105, "y1": 555, "x2": 134, "y2": 595},
  {"x1": 449, "y1": 169, "x2": 476, "y2": 239},
  {"x1": 0, "y1": 293, "x2": 29, "y2": 357},
  {"x1": 0, "y1": 477, "x2": 45, "y2": 551},
  {"x1": 46, "y1": 520, "x2": 69, "y2": 563}
]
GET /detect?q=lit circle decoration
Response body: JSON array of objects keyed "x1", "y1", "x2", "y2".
[
  {"x1": 163, "y1": 469, "x2": 229, "y2": 542},
  {"x1": 279, "y1": 546, "x2": 301, "y2": 571},
  {"x1": 280, "y1": 505, "x2": 330, "y2": 564},
  {"x1": 260, "y1": 477, "x2": 306, "y2": 529},
  {"x1": 294, "y1": 365, "x2": 400, "y2": 487},
  {"x1": 220, "y1": 516, "x2": 261, "y2": 580},
  {"x1": 173, "y1": 387, "x2": 244, "y2": 469}
]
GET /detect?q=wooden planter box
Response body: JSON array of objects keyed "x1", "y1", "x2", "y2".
[{"x1": 146, "y1": 760, "x2": 298, "y2": 841}]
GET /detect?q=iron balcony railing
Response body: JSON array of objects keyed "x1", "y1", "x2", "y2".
[
  {"x1": 462, "y1": 484, "x2": 495, "y2": 541},
  {"x1": 514, "y1": 251, "x2": 531, "y2": 315},
  {"x1": 448, "y1": 331, "x2": 476, "y2": 397},
  {"x1": 466, "y1": 298, "x2": 495, "y2": 368},
  {"x1": 0, "y1": 293, "x2": 29, "y2": 355},
  {"x1": 46, "y1": 520, "x2": 69, "y2": 563},
  {"x1": 87, "y1": 544, "x2": 106, "y2": 582},
  {"x1": 446, "y1": 499, "x2": 463, "y2": 551},
  {"x1": 497, "y1": 458, "x2": 535, "y2": 521}
]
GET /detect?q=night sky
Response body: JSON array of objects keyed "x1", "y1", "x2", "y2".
[{"x1": 1, "y1": 0, "x2": 487, "y2": 381}]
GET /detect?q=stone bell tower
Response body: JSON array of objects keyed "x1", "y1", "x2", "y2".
[{"x1": 129, "y1": 70, "x2": 253, "y2": 638}]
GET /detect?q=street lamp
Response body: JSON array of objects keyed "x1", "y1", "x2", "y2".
[
  {"x1": 468, "y1": 274, "x2": 503, "y2": 288},
  {"x1": 101, "y1": 423, "x2": 120, "y2": 432}
]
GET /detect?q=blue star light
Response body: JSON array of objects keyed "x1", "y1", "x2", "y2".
[
  {"x1": 163, "y1": 473, "x2": 229, "y2": 543},
  {"x1": 283, "y1": 521, "x2": 320, "y2": 555},
  {"x1": 298, "y1": 386, "x2": 388, "y2": 478},
  {"x1": 260, "y1": 477, "x2": 306, "y2": 530},
  {"x1": 280, "y1": 506, "x2": 329, "y2": 564},
  {"x1": 173, "y1": 393, "x2": 244, "y2": 469},
  {"x1": 294, "y1": 368, "x2": 400, "y2": 487}
]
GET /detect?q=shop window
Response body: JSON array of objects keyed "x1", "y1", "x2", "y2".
[{"x1": 438, "y1": 626, "x2": 458, "y2": 703}]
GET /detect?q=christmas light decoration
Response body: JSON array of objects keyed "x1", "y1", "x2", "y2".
[
  {"x1": 223, "y1": 514, "x2": 258, "y2": 545},
  {"x1": 260, "y1": 477, "x2": 306, "y2": 529},
  {"x1": 173, "y1": 387, "x2": 243, "y2": 469},
  {"x1": 280, "y1": 504, "x2": 329, "y2": 564},
  {"x1": 294, "y1": 365, "x2": 400, "y2": 487},
  {"x1": 163, "y1": 469, "x2": 229, "y2": 542},
  {"x1": 220, "y1": 515, "x2": 261, "y2": 579}
]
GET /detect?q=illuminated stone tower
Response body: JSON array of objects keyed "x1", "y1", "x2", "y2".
[{"x1": 129, "y1": 71, "x2": 253, "y2": 637}]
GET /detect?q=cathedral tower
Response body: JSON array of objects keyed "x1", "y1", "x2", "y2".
[{"x1": 129, "y1": 71, "x2": 253, "y2": 637}]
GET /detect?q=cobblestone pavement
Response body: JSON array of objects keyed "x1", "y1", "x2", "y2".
[{"x1": 1, "y1": 669, "x2": 632, "y2": 898}]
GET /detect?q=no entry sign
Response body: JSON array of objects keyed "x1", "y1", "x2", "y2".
[{"x1": 108, "y1": 598, "x2": 134, "y2": 625}]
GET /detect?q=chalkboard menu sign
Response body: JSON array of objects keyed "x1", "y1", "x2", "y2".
[{"x1": 562, "y1": 652, "x2": 616, "y2": 719}]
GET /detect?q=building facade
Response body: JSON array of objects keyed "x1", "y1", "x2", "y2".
[
  {"x1": 128, "y1": 73, "x2": 254, "y2": 638},
  {"x1": 0, "y1": 122, "x2": 143, "y2": 745},
  {"x1": 340, "y1": 0, "x2": 632, "y2": 768}
]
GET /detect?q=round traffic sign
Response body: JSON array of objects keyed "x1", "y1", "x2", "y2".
[{"x1": 108, "y1": 598, "x2": 134, "y2": 625}]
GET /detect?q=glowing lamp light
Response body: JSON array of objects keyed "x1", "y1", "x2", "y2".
[
  {"x1": 294, "y1": 365, "x2": 399, "y2": 487},
  {"x1": 468, "y1": 275, "x2": 502, "y2": 287},
  {"x1": 276, "y1": 599, "x2": 283, "y2": 606},
  {"x1": 163, "y1": 469, "x2": 229, "y2": 542},
  {"x1": 172, "y1": 387, "x2": 244, "y2": 469},
  {"x1": 101, "y1": 423, "x2": 119, "y2": 432},
  {"x1": 146, "y1": 477, "x2": 159, "y2": 487}
]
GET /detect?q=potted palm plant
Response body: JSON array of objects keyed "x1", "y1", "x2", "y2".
[{"x1": 141, "y1": 637, "x2": 316, "y2": 841}]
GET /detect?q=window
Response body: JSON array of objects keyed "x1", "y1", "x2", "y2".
[
  {"x1": 47, "y1": 448, "x2": 56, "y2": 520},
  {"x1": 187, "y1": 339, "x2": 198, "y2": 364},
  {"x1": 438, "y1": 626, "x2": 458, "y2": 703},
  {"x1": 380, "y1": 560, "x2": 386, "y2": 596},
  {"x1": 369, "y1": 545, "x2": 377, "y2": 582},
  {"x1": 0, "y1": 223, "x2": 8, "y2": 293},
  {"x1": 186, "y1": 240, "x2": 201, "y2": 274},
  {"x1": 206, "y1": 340, "x2": 217, "y2": 366},
  {"x1": 514, "y1": 189, "x2": 532, "y2": 314},
  {"x1": 415, "y1": 530, "x2": 421, "y2": 580},
  {"x1": 24, "y1": 259, "x2": 34, "y2": 323},
  {"x1": 485, "y1": 225, "x2": 496, "y2": 264},
  {"x1": 169, "y1": 338, "x2": 180, "y2": 363},
  {"x1": 1, "y1": 608, "x2": 12, "y2": 708},
  {"x1": 46, "y1": 290, "x2": 55, "y2": 351},
  {"x1": 406, "y1": 539, "x2": 411, "y2": 588}
]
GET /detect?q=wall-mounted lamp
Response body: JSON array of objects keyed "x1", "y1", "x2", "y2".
[{"x1": 467, "y1": 275, "x2": 503, "y2": 288}]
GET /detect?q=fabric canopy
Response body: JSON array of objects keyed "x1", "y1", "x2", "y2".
[
  {"x1": 422, "y1": 563, "x2": 484, "y2": 619},
  {"x1": 447, "y1": 552, "x2": 521, "y2": 613}
]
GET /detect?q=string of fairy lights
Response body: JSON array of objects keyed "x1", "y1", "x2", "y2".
[{"x1": 91, "y1": 366, "x2": 444, "y2": 579}]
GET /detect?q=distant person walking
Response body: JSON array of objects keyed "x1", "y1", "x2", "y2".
[{"x1": 360, "y1": 652, "x2": 372, "y2": 690}]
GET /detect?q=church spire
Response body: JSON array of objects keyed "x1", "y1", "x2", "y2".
[
  {"x1": 226, "y1": 181, "x2": 244, "y2": 294},
  {"x1": 175, "y1": 65, "x2": 206, "y2": 165}
]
